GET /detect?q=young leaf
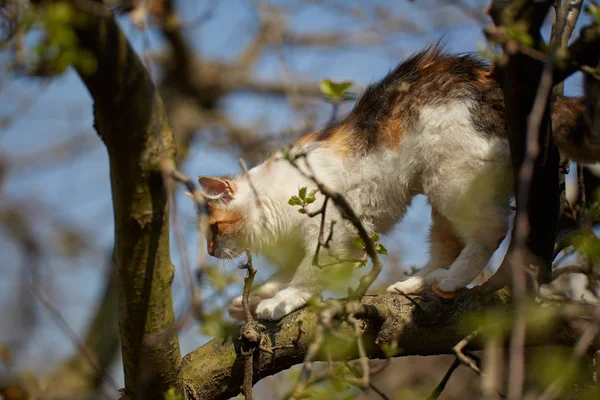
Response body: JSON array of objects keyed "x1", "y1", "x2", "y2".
[
  {"x1": 320, "y1": 79, "x2": 353, "y2": 102},
  {"x1": 352, "y1": 236, "x2": 365, "y2": 250},
  {"x1": 288, "y1": 196, "x2": 302, "y2": 206},
  {"x1": 376, "y1": 243, "x2": 388, "y2": 255},
  {"x1": 299, "y1": 187, "x2": 307, "y2": 200},
  {"x1": 164, "y1": 388, "x2": 184, "y2": 400}
]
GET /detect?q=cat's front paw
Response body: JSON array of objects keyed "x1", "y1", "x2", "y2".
[
  {"x1": 425, "y1": 269, "x2": 463, "y2": 292},
  {"x1": 387, "y1": 276, "x2": 427, "y2": 295},
  {"x1": 255, "y1": 288, "x2": 312, "y2": 321}
]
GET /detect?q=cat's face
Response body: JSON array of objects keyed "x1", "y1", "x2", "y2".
[{"x1": 199, "y1": 176, "x2": 249, "y2": 259}]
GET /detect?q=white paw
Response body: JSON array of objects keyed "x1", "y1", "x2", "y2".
[
  {"x1": 387, "y1": 276, "x2": 427, "y2": 294},
  {"x1": 426, "y1": 269, "x2": 464, "y2": 292},
  {"x1": 255, "y1": 288, "x2": 312, "y2": 321}
]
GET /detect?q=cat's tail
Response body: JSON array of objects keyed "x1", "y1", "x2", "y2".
[{"x1": 553, "y1": 75, "x2": 600, "y2": 163}]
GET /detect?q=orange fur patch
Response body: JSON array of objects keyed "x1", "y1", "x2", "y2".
[
  {"x1": 322, "y1": 125, "x2": 352, "y2": 157},
  {"x1": 291, "y1": 126, "x2": 353, "y2": 158},
  {"x1": 379, "y1": 119, "x2": 406, "y2": 150},
  {"x1": 207, "y1": 203, "x2": 245, "y2": 236},
  {"x1": 294, "y1": 132, "x2": 319, "y2": 146}
]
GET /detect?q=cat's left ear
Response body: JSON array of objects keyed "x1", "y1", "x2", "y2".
[{"x1": 198, "y1": 176, "x2": 237, "y2": 203}]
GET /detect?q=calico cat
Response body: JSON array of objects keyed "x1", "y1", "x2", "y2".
[{"x1": 199, "y1": 45, "x2": 589, "y2": 321}]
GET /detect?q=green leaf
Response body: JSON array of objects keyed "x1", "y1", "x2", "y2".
[
  {"x1": 320, "y1": 79, "x2": 353, "y2": 102},
  {"x1": 505, "y1": 21, "x2": 533, "y2": 47},
  {"x1": 164, "y1": 388, "x2": 184, "y2": 400},
  {"x1": 279, "y1": 144, "x2": 292, "y2": 159},
  {"x1": 299, "y1": 187, "x2": 307, "y2": 200},
  {"x1": 376, "y1": 243, "x2": 388, "y2": 255},
  {"x1": 352, "y1": 236, "x2": 365, "y2": 250},
  {"x1": 371, "y1": 233, "x2": 379, "y2": 243},
  {"x1": 288, "y1": 196, "x2": 302, "y2": 206},
  {"x1": 306, "y1": 188, "x2": 319, "y2": 204}
]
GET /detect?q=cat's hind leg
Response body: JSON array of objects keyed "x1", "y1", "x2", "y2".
[
  {"x1": 425, "y1": 203, "x2": 509, "y2": 293},
  {"x1": 387, "y1": 208, "x2": 465, "y2": 294}
]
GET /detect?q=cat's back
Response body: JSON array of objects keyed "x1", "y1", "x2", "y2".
[{"x1": 311, "y1": 45, "x2": 506, "y2": 159}]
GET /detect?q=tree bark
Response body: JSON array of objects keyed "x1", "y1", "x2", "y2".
[
  {"x1": 180, "y1": 290, "x2": 599, "y2": 400},
  {"x1": 70, "y1": 7, "x2": 182, "y2": 400}
]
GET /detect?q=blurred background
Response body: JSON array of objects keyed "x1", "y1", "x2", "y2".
[{"x1": 0, "y1": 0, "x2": 592, "y2": 398}]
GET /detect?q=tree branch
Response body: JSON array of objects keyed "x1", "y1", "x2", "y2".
[{"x1": 180, "y1": 289, "x2": 600, "y2": 400}]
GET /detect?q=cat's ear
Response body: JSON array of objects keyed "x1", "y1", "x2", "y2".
[{"x1": 198, "y1": 176, "x2": 237, "y2": 203}]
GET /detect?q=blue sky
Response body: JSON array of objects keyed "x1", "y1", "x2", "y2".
[{"x1": 0, "y1": 0, "x2": 589, "y2": 388}]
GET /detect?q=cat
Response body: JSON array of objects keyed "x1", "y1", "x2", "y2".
[{"x1": 198, "y1": 44, "x2": 592, "y2": 321}]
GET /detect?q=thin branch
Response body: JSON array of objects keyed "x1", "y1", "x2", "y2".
[
  {"x1": 453, "y1": 329, "x2": 481, "y2": 375},
  {"x1": 426, "y1": 357, "x2": 461, "y2": 400},
  {"x1": 240, "y1": 250, "x2": 260, "y2": 400},
  {"x1": 347, "y1": 314, "x2": 369, "y2": 390},
  {"x1": 507, "y1": 4, "x2": 568, "y2": 397},
  {"x1": 393, "y1": 288, "x2": 426, "y2": 313},
  {"x1": 31, "y1": 283, "x2": 119, "y2": 394},
  {"x1": 239, "y1": 158, "x2": 262, "y2": 207},
  {"x1": 482, "y1": 333, "x2": 503, "y2": 400},
  {"x1": 286, "y1": 153, "x2": 381, "y2": 298},
  {"x1": 159, "y1": 159, "x2": 208, "y2": 335},
  {"x1": 538, "y1": 304, "x2": 600, "y2": 400}
]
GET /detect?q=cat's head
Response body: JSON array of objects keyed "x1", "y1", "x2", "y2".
[{"x1": 198, "y1": 176, "x2": 251, "y2": 259}]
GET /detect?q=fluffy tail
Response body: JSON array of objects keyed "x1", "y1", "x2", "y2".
[{"x1": 553, "y1": 75, "x2": 600, "y2": 163}]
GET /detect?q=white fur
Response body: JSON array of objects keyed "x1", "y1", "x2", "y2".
[{"x1": 212, "y1": 100, "x2": 513, "y2": 320}]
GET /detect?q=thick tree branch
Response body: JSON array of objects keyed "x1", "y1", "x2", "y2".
[
  {"x1": 64, "y1": 3, "x2": 182, "y2": 399},
  {"x1": 487, "y1": 0, "x2": 559, "y2": 288},
  {"x1": 180, "y1": 290, "x2": 600, "y2": 400}
]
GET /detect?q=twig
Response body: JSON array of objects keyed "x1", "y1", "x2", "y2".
[
  {"x1": 160, "y1": 159, "x2": 208, "y2": 331},
  {"x1": 286, "y1": 153, "x2": 381, "y2": 298},
  {"x1": 482, "y1": 333, "x2": 503, "y2": 400},
  {"x1": 453, "y1": 329, "x2": 482, "y2": 375},
  {"x1": 240, "y1": 250, "x2": 260, "y2": 400},
  {"x1": 239, "y1": 158, "x2": 262, "y2": 206},
  {"x1": 288, "y1": 323, "x2": 327, "y2": 399},
  {"x1": 326, "y1": 102, "x2": 340, "y2": 128},
  {"x1": 347, "y1": 314, "x2": 369, "y2": 390},
  {"x1": 426, "y1": 357, "x2": 460, "y2": 400},
  {"x1": 507, "y1": 5, "x2": 569, "y2": 398},
  {"x1": 577, "y1": 164, "x2": 586, "y2": 226},
  {"x1": 554, "y1": 0, "x2": 584, "y2": 94},
  {"x1": 30, "y1": 283, "x2": 119, "y2": 394},
  {"x1": 345, "y1": 361, "x2": 391, "y2": 400},
  {"x1": 241, "y1": 250, "x2": 258, "y2": 324},
  {"x1": 394, "y1": 288, "x2": 426, "y2": 313},
  {"x1": 537, "y1": 304, "x2": 600, "y2": 400},
  {"x1": 369, "y1": 382, "x2": 391, "y2": 400}
]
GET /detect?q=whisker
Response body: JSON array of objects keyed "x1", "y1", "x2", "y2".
[
  {"x1": 224, "y1": 249, "x2": 243, "y2": 267},
  {"x1": 183, "y1": 212, "x2": 199, "y2": 227}
]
